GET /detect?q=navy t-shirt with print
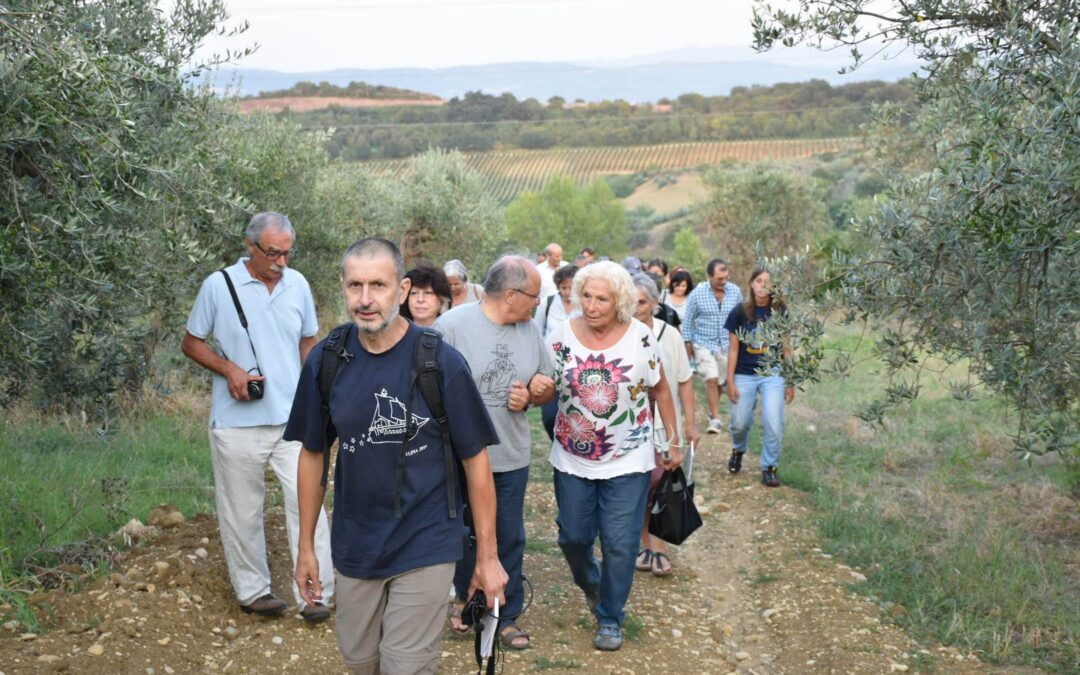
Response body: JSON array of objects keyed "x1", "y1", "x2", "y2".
[
  {"x1": 724, "y1": 305, "x2": 779, "y2": 376},
  {"x1": 284, "y1": 323, "x2": 499, "y2": 580}
]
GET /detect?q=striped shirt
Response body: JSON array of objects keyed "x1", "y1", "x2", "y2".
[{"x1": 681, "y1": 281, "x2": 744, "y2": 355}]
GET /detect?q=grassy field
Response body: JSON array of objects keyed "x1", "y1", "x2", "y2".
[
  {"x1": 774, "y1": 323, "x2": 1078, "y2": 671},
  {"x1": 364, "y1": 137, "x2": 857, "y2": 204},
  {"x1": 0, "y1": 408, "x2": 214, "y2": 583}
]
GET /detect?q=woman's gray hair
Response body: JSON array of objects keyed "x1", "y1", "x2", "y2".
[
  {"x1": 484, "y1": 255, "x2": 531, "y2": 295},
  {"x1": 572, "y1": 260, "x2": 636, "y2": 324},
  {"x1": 632, "y1": 273, "x2": 660, "y2": 305},
  {"x1": 244, "y1": 212, "x2": 295, "y2": 244},
  {"x1": 443, "y1": 259, "x2": 468, "y2": 283}
]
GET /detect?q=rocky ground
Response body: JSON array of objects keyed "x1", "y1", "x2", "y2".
[{"x1": 0, "y1": 431, "x2": 1043, "y2": 674}]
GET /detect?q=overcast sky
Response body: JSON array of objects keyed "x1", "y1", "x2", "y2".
[{"x1": 195, "y1": 0, "x2": 765, "y2": 71}]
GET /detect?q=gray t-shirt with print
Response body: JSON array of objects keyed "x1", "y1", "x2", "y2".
[{"x1": 435, "y1": 302, "x2": 555, "y2": 472}]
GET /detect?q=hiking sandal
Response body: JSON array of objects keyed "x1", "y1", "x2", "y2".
[
  {"x1": 651, "y1": 551, "x2": 673, "y2": 577},
  {"x1": 499, "y1": 624, "x2": 531, "y2": 650},
  {"x1": 635, "y1": 549, "x2": 653, "y2": 572}
]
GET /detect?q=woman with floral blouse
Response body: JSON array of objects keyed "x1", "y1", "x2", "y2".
[{"x1": 546, "y1": 261, "x2": 682, "y2": 652}]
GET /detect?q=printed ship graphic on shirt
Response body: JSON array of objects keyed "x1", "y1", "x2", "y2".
[{"x1": 368, "y1": 388, "x2": 428, "y2": 444}]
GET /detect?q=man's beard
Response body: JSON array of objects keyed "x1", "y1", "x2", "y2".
[{"x1": 353, "y1": 301, "x2": 399, "y2": 336}]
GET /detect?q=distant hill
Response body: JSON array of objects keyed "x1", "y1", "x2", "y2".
[
  {"x1": 236, "y1": 80, "x2": 443, "y2": 114},
  {"x1": 253, "y1": 80, "x2": 439, "y2": 101},
  {"x1": 204, "y1": 54, "x2": 921, "y2": 102}
]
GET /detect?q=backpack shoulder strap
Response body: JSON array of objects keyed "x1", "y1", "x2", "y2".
[
  {"x1": 317, "y1": 322, "x2": 355, "y2": 488},
  {"x1": 411, "y1": 328, "x2": 460, "y2": 519}
]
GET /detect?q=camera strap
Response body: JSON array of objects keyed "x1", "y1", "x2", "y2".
[{"x1": 219, "y1": 269, "x2": 262, "y2": 375}]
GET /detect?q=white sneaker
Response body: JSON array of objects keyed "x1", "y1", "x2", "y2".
[{"x1": 707, "y1": 418, "x2": 723, "y2": 434}]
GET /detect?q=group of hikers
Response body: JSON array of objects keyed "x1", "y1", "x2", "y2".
[{"x1": 181, "y1": 212, "x2": 794, "y2": 674}]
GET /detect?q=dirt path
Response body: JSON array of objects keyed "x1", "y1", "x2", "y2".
[{"x1": 0, "y1": 431, "x2": 1039, "y2": 674}]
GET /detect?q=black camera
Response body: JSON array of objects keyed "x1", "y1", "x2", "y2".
[
  {"x1": 247, "y1": 379, "x2": 265, "y2": 400},
  {"x1": 459, "y1": 590, "x2": 487, "y2": 628}
]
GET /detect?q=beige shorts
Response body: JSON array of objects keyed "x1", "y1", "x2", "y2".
[
  {"x1": 693, "y1": 344, "x2": 728, "y2": 381},
  {"x1": 334, "y1": 562, "x2": 455, "y2": 675}
]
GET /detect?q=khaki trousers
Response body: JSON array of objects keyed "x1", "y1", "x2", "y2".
[{"x1": 335, "y1": 563, "x2": 456, "y2": 675}]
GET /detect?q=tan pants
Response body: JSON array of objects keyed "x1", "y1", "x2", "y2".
[{"x1": 335, "y1": 563, "x2": 455, "y2": 675}]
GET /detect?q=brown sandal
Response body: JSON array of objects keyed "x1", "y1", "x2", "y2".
[{"x1": 499, "y1": 624, "x2": 531, "y2": 650}]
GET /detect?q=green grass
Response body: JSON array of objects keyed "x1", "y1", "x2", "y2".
[
  {"x1": 622, "y1": 612, "x2": 645, "y2": 641},
  {"x1": 778, "y1": 324, "x2": 1079, "y2": 672},
  {"x1": 532, "y1": 656, "x2": 583, "y2": 670},
  {"x1": 0, "y1": 412, "x2": 214, "y2": 582}
]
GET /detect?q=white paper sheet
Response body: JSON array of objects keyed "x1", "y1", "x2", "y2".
[{"x1": 479, "y1": 596, "x2": 499, "y2": 657}]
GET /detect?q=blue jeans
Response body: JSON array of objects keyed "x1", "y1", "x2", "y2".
[
  {"x1": 553, "y1": 469, "x2": 650, "y2": 628},
  {"x1": 729, "y1": 373, "x2": 786, "y2": 469},
  {"x1": 453, "y1": 465, "x2": 528, "y2": 630}
]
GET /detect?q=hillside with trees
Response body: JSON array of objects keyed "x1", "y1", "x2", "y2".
[
  {"x1": 251, "y1": 80, "x2": 439, "y2": 100},
  {"x1": 277, "y1": 79, "x2": 912, "y2": 159}
]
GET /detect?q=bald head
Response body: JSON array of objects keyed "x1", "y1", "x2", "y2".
[{"x1": 543, "y1": 243, "x2": 563, "y2": 268}]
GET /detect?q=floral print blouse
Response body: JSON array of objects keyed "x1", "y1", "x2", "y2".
[{"x1": 547, "y1": 318, "x2": 663, "y2": 479}]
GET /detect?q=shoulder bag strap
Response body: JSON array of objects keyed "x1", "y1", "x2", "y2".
[{"x1": 219, "y1": 269, "x2": 262, "y2": 375}]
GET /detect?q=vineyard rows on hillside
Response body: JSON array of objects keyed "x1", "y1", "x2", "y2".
[{"x1": 364, "y1": 137, "x2": 857, "y2": 204}]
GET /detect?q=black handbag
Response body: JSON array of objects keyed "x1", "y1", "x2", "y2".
[{"x1": 648, "y1": 467, "x2": 702, "y2": 545}]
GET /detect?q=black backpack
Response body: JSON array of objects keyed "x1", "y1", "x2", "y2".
[
  {"x1": 316, "y1": 323, "x2": 464, "y2": 521},
  {"x1": 655, "y1": 302, "x2": 681, "y2": 330}
]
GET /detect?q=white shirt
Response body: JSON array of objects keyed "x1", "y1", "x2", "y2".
[
  {"x1": 649, "y1": 319, "x2": 692, "y2": 440},
  {"x1": 546, "y1": 319, "x2": 662, "y2": 479},
  {"x1": 537, "y1": 260, "x2": 568, "y2": 304}
]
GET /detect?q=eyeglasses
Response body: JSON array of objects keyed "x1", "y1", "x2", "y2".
[
  {"x1": 254, "y1": 241, "x2": 298, "y2": 261},
  {"x1": 514, "y1": 288, "x2": 541, "y2": 301}
]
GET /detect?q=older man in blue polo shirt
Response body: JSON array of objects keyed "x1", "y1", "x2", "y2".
[{"x1": 182, "y1": 212, "x2": 333, "y2": 621}]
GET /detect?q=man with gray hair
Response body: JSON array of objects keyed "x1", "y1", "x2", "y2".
[
  {"x1": 182, "y1": 212, "x2": 334, "y2": 621},
  {"x1": 288, "y1": 237, "x2": 506, "y2": 674},
  {"x1": 436, "y1": 255, "x2": 556, "y2": 650}
]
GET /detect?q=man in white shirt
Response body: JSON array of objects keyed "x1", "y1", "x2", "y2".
[
  {"x1": 536, "y1": 242, "x2": 567, "y2": 302},
  {"x1": 182, "y1": 212, "x2": 334, "y2": 622}
]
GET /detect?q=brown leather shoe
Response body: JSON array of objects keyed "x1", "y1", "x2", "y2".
[
  {"x1": 300, "y1": 602, "x2": 331, "y2": 623},
  {"x1": 241, "y1": 593, "x2": 288, "y2": 616}
]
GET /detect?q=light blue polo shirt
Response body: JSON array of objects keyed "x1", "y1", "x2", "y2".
[{"x1": 186, "y1": 258, "x2": 319, "y2": 428}]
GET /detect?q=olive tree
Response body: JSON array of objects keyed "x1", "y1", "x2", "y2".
[
  {"x1": 752, "y1": 0, "x2": 1080, "y2": 467},
  {"x1": 1, "y1": 0, "x2": 244, "y2": 415}
]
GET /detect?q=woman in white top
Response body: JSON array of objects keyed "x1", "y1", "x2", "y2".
[
  {"x1": 667, "y1": 268, "x2": 693, "y2": 323},
  {"x1": 546, "y1": 261, "x2": 681, "y2": 652},
  {"x1": 538, "y1": 264, "x2": 579, "y2": 440},
  {"x1": 535, "y1": 264, "x2": 578, "y2": 338},
  {"x1": 443, "y1": 259, "x2": 485, "y2": 308},
  {"x1": 630, "y1": 274, "x2": 700, "y2": 577}
]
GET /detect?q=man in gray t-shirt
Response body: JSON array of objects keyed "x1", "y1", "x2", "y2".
[{"x1": 435, "y1": 255, "x2": 555, "y2": 649}]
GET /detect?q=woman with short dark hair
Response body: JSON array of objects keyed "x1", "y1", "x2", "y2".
[
  {"x1": 667, "y1": 269, "x2": 693, "y2": 323},
  {"x1": 401, "y1": 264, "x2": 452, "y2": 327}
]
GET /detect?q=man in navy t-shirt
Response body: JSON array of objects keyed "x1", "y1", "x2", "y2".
[{"x1": 286, "y1": 238, "x2": 507, "y2": 675}]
